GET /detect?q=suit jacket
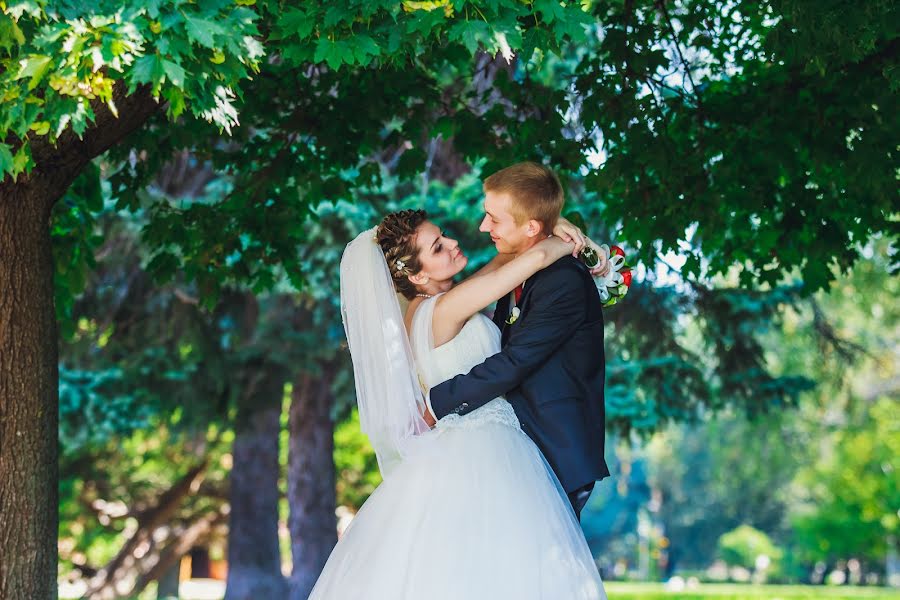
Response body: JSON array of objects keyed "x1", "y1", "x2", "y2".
[{"x1": 429, "y1": 255, "x2": 610, "y2": 493}]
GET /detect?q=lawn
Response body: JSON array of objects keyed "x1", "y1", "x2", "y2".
[
  {"x1": 604, "y1": 582, "x2": 900, "y2": 600},
  {"x1": 61, "y1": 579, "x2": 900, "y2": 599}
]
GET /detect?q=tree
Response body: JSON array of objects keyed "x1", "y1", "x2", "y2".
[
  {"x1": 3, "y1": 1, "x2": 897, "y2": 596},
  {"x1": 638, "y1": 240, "x2": 898, "y2": 579},
  {"x1": 792, "y1": 397, "x2": 900, "y2": 573},
  {"x1": 718, "y1": 524, "x2": 784, "y2": 579}
]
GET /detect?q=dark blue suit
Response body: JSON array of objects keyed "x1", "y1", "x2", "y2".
[{"x1": 430, "y1": 255, "x2": 610, "y2": 500}]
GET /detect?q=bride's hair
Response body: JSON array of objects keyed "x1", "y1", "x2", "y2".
[{"x1": 376, "y1": 209, "x2": 428, "y2": 299}]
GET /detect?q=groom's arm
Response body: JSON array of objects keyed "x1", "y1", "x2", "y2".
[{"x1": 428, "y1": 262, "x2": 586, "y2": 419}]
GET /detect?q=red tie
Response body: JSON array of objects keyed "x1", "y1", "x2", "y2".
[{"x1": 514, "y1": 284, "x2": 523, "y2": 305}]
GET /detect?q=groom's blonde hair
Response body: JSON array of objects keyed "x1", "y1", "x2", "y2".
[{"x1": 484, "y1": 162, "x2": 564, "y2": 235}]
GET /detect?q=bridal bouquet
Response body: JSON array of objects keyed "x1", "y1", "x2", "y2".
[
  {"x1": 580, "y1": 244, "x2": 632, "y2": 307},
  {"x1": 564, "y1": 211, "x2": 632, "y2": 307}
]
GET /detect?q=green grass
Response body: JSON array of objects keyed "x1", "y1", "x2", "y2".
[
  {"x1": 604, "y1": 582, "x2": 900, "y2": 600},
  {"x1": 63, "y1": 580, "x2": 900, "y2": 600}
]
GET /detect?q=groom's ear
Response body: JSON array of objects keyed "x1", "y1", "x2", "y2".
[{"x1": 524, "y1": 219, "x2": 544, "y2": 238}]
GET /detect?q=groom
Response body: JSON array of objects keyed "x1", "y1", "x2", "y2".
[{"x1": 425, "y1": 161, "x2": 610, "y2": 520}]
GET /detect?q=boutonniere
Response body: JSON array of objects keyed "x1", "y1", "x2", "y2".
[{"x1": 506, "y1": 306, "x2": 520, "y2": 325}]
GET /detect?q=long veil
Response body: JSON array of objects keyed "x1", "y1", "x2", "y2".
[{"x1": 339, "y1": 227, "x2": 432, "y2": 477}]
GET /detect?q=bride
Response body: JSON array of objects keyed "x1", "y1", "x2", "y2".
[{"x1": 309, "y1": 209, "x2": 607, "y2": 599}]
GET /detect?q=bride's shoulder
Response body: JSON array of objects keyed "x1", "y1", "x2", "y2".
[{"x1": 403, "y1": 294, "x2": 441, "y2": 332}]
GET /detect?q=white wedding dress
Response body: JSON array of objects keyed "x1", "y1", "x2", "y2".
[{"x1": 309, "y1": 297, "x2": 607, "y2": 599}]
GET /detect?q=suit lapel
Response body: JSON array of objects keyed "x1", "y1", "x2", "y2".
[
  {"x1": 494, "y1": 293, "x2": 510, "y2": 331},
  {"x1": 497, "y1": 269, "x2": 548, "y2": 346}
]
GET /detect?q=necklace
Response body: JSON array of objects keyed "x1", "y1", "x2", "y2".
[{"x1": 415, "y1": 293, "x2": 433, "y2": 298}]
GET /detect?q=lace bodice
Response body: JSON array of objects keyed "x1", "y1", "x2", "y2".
[{"x1": 411, "y1": 299, "x2": 520, "y2": 432}]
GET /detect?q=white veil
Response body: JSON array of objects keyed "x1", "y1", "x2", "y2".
[{"x1": 339, "y1": 227, "x2": 432, "y2": 478}]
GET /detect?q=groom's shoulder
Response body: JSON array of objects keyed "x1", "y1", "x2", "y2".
[
  {"x1": 545, "y1": 255, "x2": 589, "y2": 276},
  {"x1": 534, "y1": 255, "x2": 589, "y2": 287}
]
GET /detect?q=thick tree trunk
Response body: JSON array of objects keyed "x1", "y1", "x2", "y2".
[
  {"x1": 0, "y1": 189, "x2": 59, "y2": 600},
  {"x1": 0, "y1": 83, "x2": 159, "y2": 600},
  {"x1": 224, "y1": 372, "x2": 288, "y2": 600},
  {"x1": 287, "y1": 369, "x2": 337, "y2": 600}
]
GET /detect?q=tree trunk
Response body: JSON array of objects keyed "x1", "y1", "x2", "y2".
[
  {"x1": 287, "y1": 369, "x2": 337, "y2": 600},
  {"x1": 224, "y1": 372, "x2": 288, "y2": 600},
  {"x1": 0, "y1": 84, "x2": 158, "y2": 600},
  {"x1": 155, "y1": 563, "x2": 180, "y2": 600},
  {"x1": 0, "y1": 190, "x2": 59, "y2": 600}
]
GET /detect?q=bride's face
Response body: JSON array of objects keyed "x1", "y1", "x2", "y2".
[{"x1": 411, "y1": 220, "x2": 468, "y2": 284}]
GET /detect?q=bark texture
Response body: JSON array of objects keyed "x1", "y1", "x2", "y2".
[
  {"x1": 0, "y1": 83, "x2": 160, "y2": 600},
  {"x1": 287, "y1": 369, "x2": 337, "y2": 600},
  {"x1": 223, "y1": 371, "x2": 288, "y2": 600}
]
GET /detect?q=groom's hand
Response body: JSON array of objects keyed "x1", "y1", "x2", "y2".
[{"x1": 423, "y1": 409, "x2": 436, "y2": 428}]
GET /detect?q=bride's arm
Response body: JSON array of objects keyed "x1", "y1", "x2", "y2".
[
  {"x1": 465, "y1": 216, "x2": 589, "y2": 281},
  {"x1": 434, "y1": 236, "x2": 574, "y2": 333},
  {"x1": 465, "y1": 252, "x2": 516, "y2": 281}
]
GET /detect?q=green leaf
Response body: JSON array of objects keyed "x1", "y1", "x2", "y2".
[
  {"x1": 449, "y1": 20, "x2": 491, "y2": 54},
  {"x1": 387, "y1": 26, "x2": 403, "y2": 53},
  {"x1": 277, "y1": 8, "x2": 315, "y2": 39},
  {"x1": 534, "y1": 0, "x2": 566, "y2": 24},
  {"x1": 323, "y1": 6, "x2": 348, "y2": 28},
  {"x1": 314, "y1": 38, "x2": 352, "y2": 70},
  {"x1": 0, "y1": 11, "x2": 26, "y2": 55},
  {"x1": 350, "y1": 34, "x2": 381, "y2": 65},
  {"x1": 16, "y1": 55, "x2": 53, "y2": 90},
  {"x1": 12, "y1": 143, "x2": 32, "y2": 178},
  {"x1": 184, "y1": 15, "x2": 224, "y2": 49},
  {"x1": 552, "y1": 6, "x2": 591, "y2": 42},
  {"x1": 163, "y1": 86, "x2": 186, "y2": 119},
  {"x1": 406, "y1": 9, "x2": 445, "y2": 36},
  {"x1": 130, "y1": 53, "x2": 165, "y2": 91},
  {"x1": 145, "y1": 0, "x2": 164, "y2": 19},
  {"x1": 161, "y1": 59, "x2": 186, "y2": 87},
  {"x1": 0, "y1": 143, "x2": 14, "y2": 176},
  {"x1": 521, "y1": 27, "x2": 551, "y2": 63},
  {"x1": 5, "y1": 1, "x2": 42, "y2": 19},
  {"x1": 70, "y1": 101, "x2": 93, "y2": 137}
]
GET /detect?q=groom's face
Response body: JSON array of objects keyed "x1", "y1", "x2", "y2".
[{"x1": 480, "y1": 190, "x2": 531, "y2": 254}]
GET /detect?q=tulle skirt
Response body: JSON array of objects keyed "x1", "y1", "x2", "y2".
[{"x1": 309, "y1": 417, "x2": 607, "y2": 600}]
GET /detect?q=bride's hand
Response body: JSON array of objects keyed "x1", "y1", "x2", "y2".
[
  {"x1": 552, "y1": 217, "x2": 586, "y2": 257},
  {"x1": 537, "y1": 234, "x2": 577, "y2": 262},
  {"x1": 585, "y1": 238, "x2": 611, "y2": 277}
]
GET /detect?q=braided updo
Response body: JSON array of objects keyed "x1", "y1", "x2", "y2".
[{"x1": 376, "y1": 209, "x2": 428, "y2": 300}]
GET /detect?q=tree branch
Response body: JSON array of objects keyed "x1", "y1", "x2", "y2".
[{"x1": 0, "y1": 83, "x2": 161, "y2": 209}]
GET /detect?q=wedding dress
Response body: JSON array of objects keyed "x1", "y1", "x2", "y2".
[{"x1": 308, "y1": 292, "x2": 607, "y2": 600}]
